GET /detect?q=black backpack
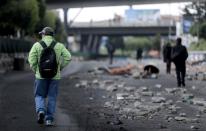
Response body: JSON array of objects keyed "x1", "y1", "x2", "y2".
[{"x1": 39, "y1": 41, "x2": 58, "y2": 78}]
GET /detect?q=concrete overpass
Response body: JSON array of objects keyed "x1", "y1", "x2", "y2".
[
  {"x1": 68, "y1": 25, "x2": 175, "y2": 54},
  {"x1": 67, "y1": 26, "x2": 176, "y2": 36},
  {"x1": 45, "y1": 0, "x2": 188, "y2": 55},
  {"x1": 46, "y1": 0, "x2": 197, "y2": 9}
]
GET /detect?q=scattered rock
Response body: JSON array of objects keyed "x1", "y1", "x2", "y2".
[
  {"x1": 141, "y1": 91, "x2": 154, "y2": 97},
  {"x1": 75, "y1": 83, "x2": 80, "y2": 88},
  {"x1": 196, "y1": 114, "x2": 201, "y2": 118},
  {"x1": 134, "y1": 101, "x2": 142, "y2": 108},
  {"x1": 179, "y1": 113, "x2": 186, "y2": 117},
  {"x1": 192, "y1": 86, "x2": 197, "y2": 90},
  {"x1": 151, "y1": 97, "x2": 166, "y2": 103},
  {"x1": 140, "y1": 86, "x2": 149, "y2": 92},
  {"x1": 151, "y1": 74, "x2": 158, "y2": 79},
  {"x1": 166, "y1": 100, "x2": 174, "y2": 105},
  {"x1": 165, "y1": 115, "x2": 173, "y2": 122},
  {"x1": 156, "y1": 92, "x2": 162, "y2": 96},
  {"x1": 187, "y1": 75, "x2": 193, "y2": 81},
  {"x1": 155, "y1": 84, "x2": 162, "y2": 88},
  {"x1": 197, "y1": 73, "x2": 206, "y2": 81},
  {"x1": 102, "y1": 96, "x2": 107, "y2": 99},
  {"x1": 132, "y1": 71, "x2": 141, "y2": 79},
  {"x1": 124, "y1": 86, "x2": 136, "y2": 92},
  {"x1": 190, "y1": 118, "x2": 200, "y2": 123},
  {"x1": 107, "y1": 85, "x2": 118, "y2": 92},
  {"x1": 116, "y1": 93, "x2": 129, "y2": 100},
  {"x1": 117, "y1": 83, "x2": 125, "y2": 88},
  {"x1": 104, "y1": 101, "x2": 113, "y2": 108},
  {"x1": 174, "y1": 116, "x2": 187, "y2": 121},
  {"x1": 165, "y1": 88, "x2": 179, "y2": 94},
  {"x1": 92, "y1": 79, "x2": 99, "y2": 84},
  {"x1": 89, "y1": 97, "x2": 94, "y2": 100},
  {"x1": 182, "y1": 93, "x2": 194, "y2": 102},
  {"x1": 80, "y1": 80, "x2": 88, "y2": 87},
  {"x1": 192, "y1": 98, "x2": 206, "y2": 106},
  {"x1": 190, "y1": 125, "x2": 199, "y2": 130},
  {"x1": 127, "y1": 95, "x2": 141, "y2": 100},
  {"x1": 168, "y1": 105, "x2": 181, "y2": 114}
]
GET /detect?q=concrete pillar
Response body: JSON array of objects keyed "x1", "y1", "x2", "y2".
[
  {"x1": 93, "y1": 35, "x2": 101, "y2": 54},
  {"x1": 63, "y1": 8, "x2": 69, "y2": 48},
  {"x1": 87, "y1": 34, "x2": 94, "y2": 52},
  {"x1": 80, "y1": 34, "x2": 89, "y2": 52},
  {"x1": 63, "y1": 8, "x2": 69, "y2": 31}
]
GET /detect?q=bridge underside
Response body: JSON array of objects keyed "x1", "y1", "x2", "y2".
[
  {"x1": 47, "y1": 0, "x2": 195, "y2": 8},
  {"x1": 69, "y1": 26, "x2": 176, "y2": 54},
  {"x1": 67, "y1": 26, "x2": 176, "y2": 36}
]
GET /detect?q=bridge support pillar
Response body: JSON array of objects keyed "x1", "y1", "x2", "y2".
[
  {"x1": 63, "y1": 8, "x2": 69, "y2": 32},
  {"x1": 63, "y1": 8, "x2": 69, "y2": 48},
  {"x1": 92, "y1": 35, "x2": 101, "y2": 55},
  {"x1": 87, "y1": 35, "x2": 101, "y2": 55},
  {"x1": 80, "y1": 34, "x2": 89, "y2": 52},
  {"x1": 79, "y1": 34, "x2": 101, "y2": 56},
  {"x1": 87, "y1": 34, "x2": 94, "y2": 52}
]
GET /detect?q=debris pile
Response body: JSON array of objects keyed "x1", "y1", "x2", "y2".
[
  {"x1": 73, "y1": 77, "x2": 206, "y2": 130},
  {"x1": 89, "y1": 63, "x2": 160, "y2": 79}
]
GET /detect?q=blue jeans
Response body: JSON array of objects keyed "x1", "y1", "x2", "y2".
[{"x1": 34, "y1": 79, "x2": 59, "y2": 121}]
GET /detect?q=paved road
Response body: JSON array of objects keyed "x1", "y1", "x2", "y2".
[
  {"x1": 0, "y1": 60, "x2": 89, "y2": 131},
  {"x1": 1, "y1": 59, "x2": 206, "y2": 131},
  {"x1": 0, "y1": 60, "x2": 115, "y2": 131}
]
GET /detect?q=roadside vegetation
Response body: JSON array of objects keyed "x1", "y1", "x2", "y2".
[
  {"x1": 0, "y1": 0, "x2": 66, "y2": 43},
  {"x1": 184, "y1": 2, "x2": 206, "y2": 50}
]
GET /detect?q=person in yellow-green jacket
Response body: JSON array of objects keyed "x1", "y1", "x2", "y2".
[{"x1": 28, "y1": 27, "x2": 71, "y2": 126}]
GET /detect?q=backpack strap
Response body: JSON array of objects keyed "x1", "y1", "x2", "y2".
[
  {"x1": 49, "y1": 41, "x2": 56, "y2": 49},
  {"x1": 39, "y1": 41, "x2": 47, "y2": 49},
  {"x1": 39, "y1": 40, "x2": 56, "y2": 49}
]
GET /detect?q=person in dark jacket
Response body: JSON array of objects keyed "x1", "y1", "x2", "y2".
[
  {"x1": 136, "y1": 48, "x2": 143, "y2": 60},
  {"x1": 163, "y1": 42, "x2": 172, "y2": 74},
  {"x1": 106, "y1": 43, "x2": 115, "y2": 64},
  {"x1": 171, "y1": 37, "x2": 188, "y2": 87}
]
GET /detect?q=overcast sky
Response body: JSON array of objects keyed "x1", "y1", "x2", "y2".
[{"x1": 57, "y1": 2, "x2": 191, "y2": 22}]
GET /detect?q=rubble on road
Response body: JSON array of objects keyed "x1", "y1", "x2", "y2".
[
  {"x1": 186, "y1": 60, "x2": 206, "y2": 81},
  {"x1": 155, "y1": 84, "x2": 162, "y2": 88},
  {"x1": 165, "y1": 88, "x2": 180, "y2": 94},
  {"x1": 190, "y1": 125, "x2": 199, "y2": 130},
  {"x1": 72, "y1": 70, "x2": 206, "y2": 129},
  {"x1": 192, "y1": 98, "x2": 206, "y2": 106},
  {"x1": 151, "y1": 97, "x2": 166, "y2": 103},
  {"x1": 88, "y1": 62, "x2": 160, "y2": 80},
  {"x1": 174, "y1": 116, "x2": 187, "y2": 121}
]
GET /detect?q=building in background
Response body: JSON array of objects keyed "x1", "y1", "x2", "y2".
[{"x1": 124, "y1": 8, "x2": 160, "y2": 23}]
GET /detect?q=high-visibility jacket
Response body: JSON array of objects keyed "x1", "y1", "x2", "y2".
[{"x1": 28, "y1": 35, "x2": 71, "y2": 79}]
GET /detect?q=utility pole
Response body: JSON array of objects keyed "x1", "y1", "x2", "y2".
[
  {"x1": 197, "y1": 0, "x2": 200, "y2": 42},
  {"x1": 168, "y1": 2, "x2": 172, "y2": 42}
]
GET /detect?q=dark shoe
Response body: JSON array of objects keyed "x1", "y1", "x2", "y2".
[
  {"x1": 37, "y1": 111, "x2": 45, "y2": 124},
  {"x1": 177, "y1": 83, "x2": 181, "y2": 87},
  {"x1": 182, "y1": 83, "x2": 185, "y2": 87}
]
